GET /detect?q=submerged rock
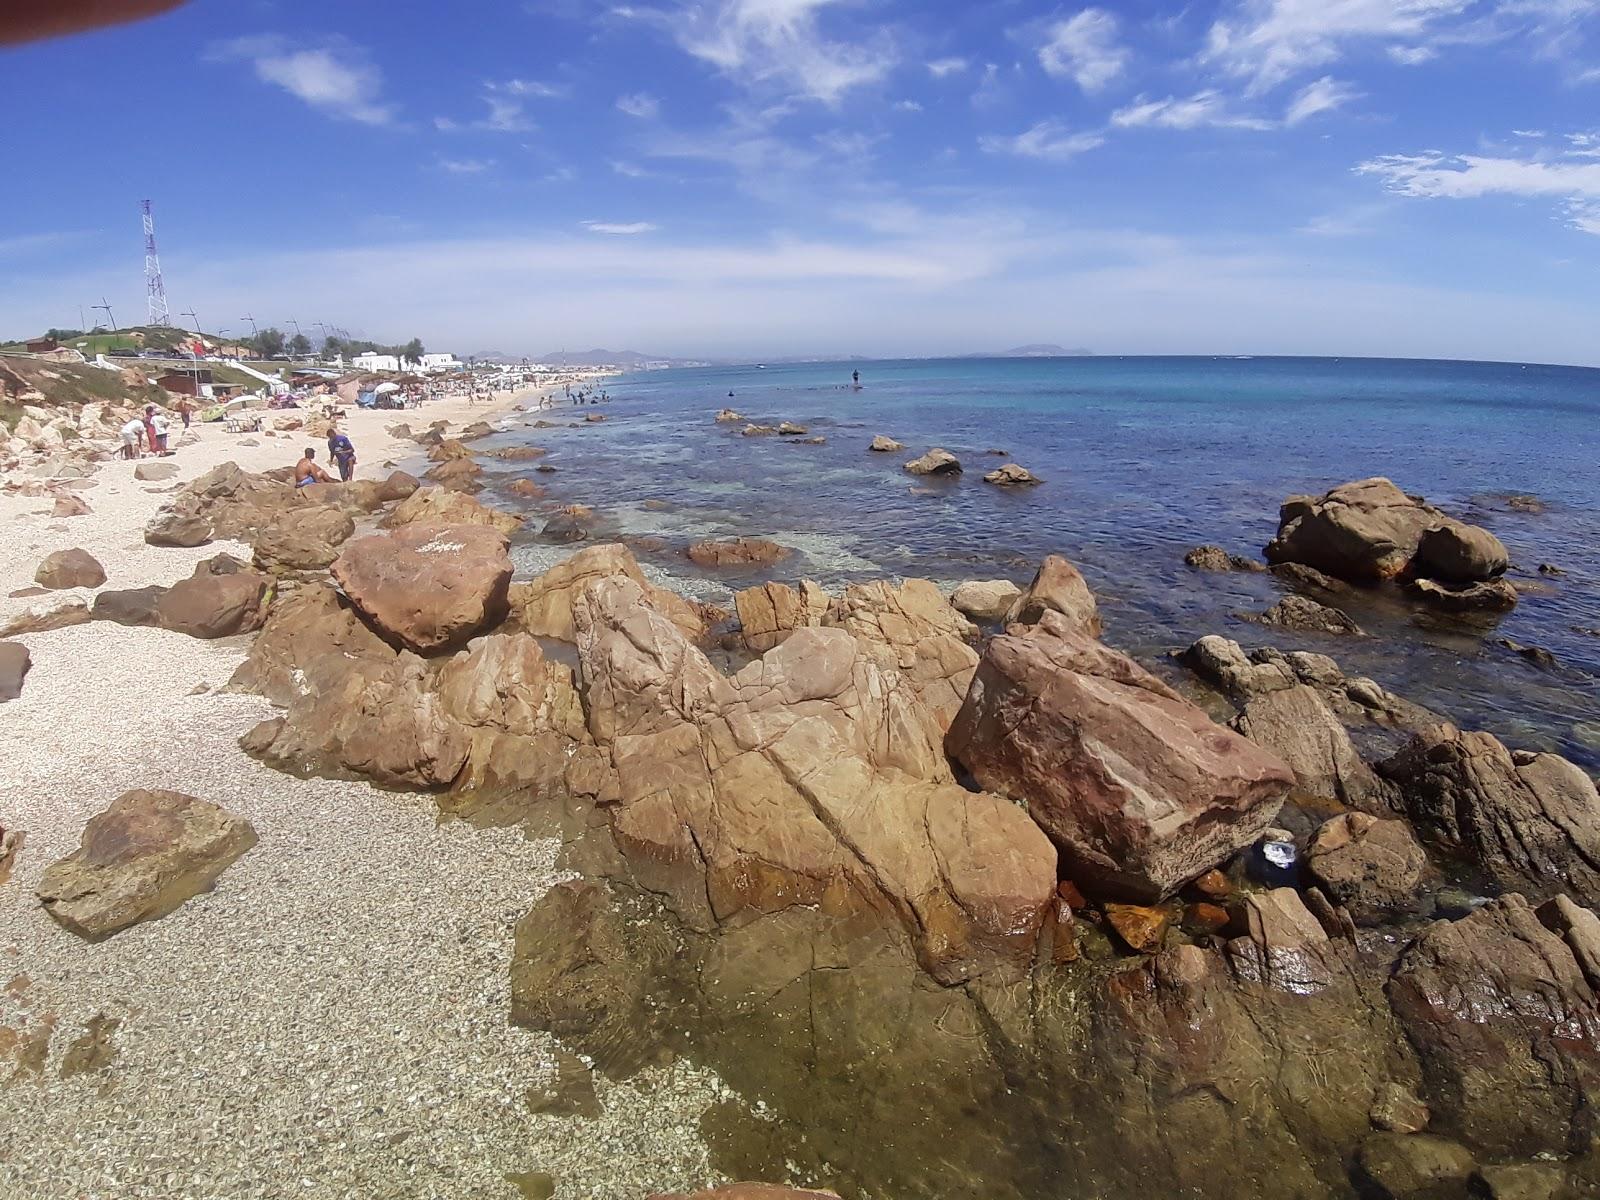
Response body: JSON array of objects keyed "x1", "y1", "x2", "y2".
[
  {"x1": 1184, "y1": 545, "x2": 1264, "y2": 572},
  {"x1": 946, "y1": 610, "x2": 1293, "y2": 901},
  {"x1": 686, "y1": 537, "x2": 792, "y2": 568},
  {"x1": 1353, "y1": 1133, "x2": 1475, "y2": 1198},
  {"x1": 1245, "y1": 594, "x2": 1363, "y2": 636},
  {"x1": 36, "y1": 790, "x2": 256, "y2": 939},
  {"x1": 983, "y1": 463, "x2": 1042, "y2": 486},
  {"x1": 1402, "y1": 576, "x2": 1518, "y2": 614}
]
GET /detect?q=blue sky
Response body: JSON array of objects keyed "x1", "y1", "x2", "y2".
[{"x1": 4, "y1": 0, "x2": 1600, "y2": 363}]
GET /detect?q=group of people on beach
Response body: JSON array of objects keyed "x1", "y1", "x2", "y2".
[
  {"x1": 118, "y1": 399, "x2": 192, "y2": 460},
  {"x1": 294, "y1": 428, "x2": 357, "y2": 487}
]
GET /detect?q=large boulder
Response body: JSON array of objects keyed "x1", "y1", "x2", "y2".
[
  {"x1": 92, "y1": 585, "x2": 167, "y2": 627},
  {"x1": 422, "y1": 456, "x2": 483, "y2": 492},
  {"x1": 143, "y1": 505, "x2": 212, "y2": 547},
  {"x1": 1264, "y1": 477, "x2": 1507, "y2": 586},
  {"x1": 35, "y1": 548, "x2": 105, "y2": 590},
  {"x1": 574, "y1": 576, "x2": 1056, "y2": 984},
  {"x1": 155, "y1": 559, "x2": 271, "y2": 639},
  {"x1": 826, "y1": 579, "x2": 978, "y2": 732},
  {"x1": 1388, "y1": 895, "x2": 1600, "y2": 1158},
  {"x1": 331, "y1": 523, "x2": 512, "y2": 654},
  {"x1": 384, "y1": 485, "x2": 522, "y2": 535},
  {"x1": 36, "y1": 790, "x2": 256, "y2": 939},
  {"x1": 1003, "y1": 554, "x2": 1101, "y2": 635},
  {"x1": 734, "y1": 579, "x2": 831, "y2": 652},
  {"x1": 1231, "y1": 685, "x2": 1394, "y2": 809},
  {"x1": 235, "y1": 585, "x2": 472, "y2": 788},
  {"x1": 1378, "y1": 724, "x2": 1600, "y2": 905},
  {"x1": 148, "y1": 462, "x2": 300, "y2": 544},
  {"x1": 685, "y1": 537, "x2": 792, "y2": 568},
  {"x1": 868, "y1": 435, "x2": 903, "y2": 452},
  {"x1": 946, "y1": 611, "x2": 1293, "y2": 901},
  {"x1": 509, "y1": 543, "x2": 710, "y2": 644},
  {"x1": 251, "y1": 505, "x2": 356, "y2": 573},
  {"x1": 1305, "y1": 813, "x2": 1426, "y2": 924}
]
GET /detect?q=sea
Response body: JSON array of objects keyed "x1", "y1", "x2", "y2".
[{"x1": 479, "y1": 355, "x2": 1600, "y2": 770}]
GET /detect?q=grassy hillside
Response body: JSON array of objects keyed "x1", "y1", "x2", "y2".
[{"x1": 0, "y1": 354, "x2": 173, "y2": 428}]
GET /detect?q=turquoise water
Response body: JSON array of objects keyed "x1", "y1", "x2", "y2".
[{"x1": 486, "y1": 356, "x2": 1600, "y2": 767}]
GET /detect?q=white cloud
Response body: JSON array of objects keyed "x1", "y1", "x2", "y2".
[
  {"x1": 893, "y1": 98, "x2": 923, "y2": 112},
  {"x1": 211, "y1": 35, "x2": 395, "y2": 125},
  {"x1": 926, "y1": 56, "x2": 968, "y2": 77},
  {"x1": 1284, "y1": 75, "x2": 1362, "y2": 124},
  {"x1": 437, "y1": 79, "x2": 564, "y2": 134},
  {"x1": 438, "y1": 158, "x2": 494, "y2": 174},
  {"x1": 1387, "y1": 43, "x2": 1438, "y2": 63},
  {"x1": 1359, "y1": 133, "x2": 1600, "y2": 232},
  {"x1": 610, "y1": 160, "x2": 654, "y2": 177},
  {"x1": 582, "y1": 221, "x2": 660, "y2": 234},
  {"x1": 617, "y1": 91, "x2": 660, "y2": 118},
  {"x1": 502, "y1": 78, "x2": 567, "y2": 98},
  {"x1": 979, "y1": 120, "x2": 1105, "y2": 161},
  {"x1": 647, "y1": 0, "x2": 893, "y2": 105},
  {"x1": 1037, "y1": 9, "x2": 1131, "y2": 92},
  {"x1": 1202, "y1": 0, "x2": 1473, "y2": 92},
  {"x1": 1111, "y1": 90, "x2": 1275, "y2": 131}
]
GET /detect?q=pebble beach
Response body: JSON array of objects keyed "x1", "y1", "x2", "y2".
[{"x1": 0, "y1": 388, "x2": 725, "y2": 1200}]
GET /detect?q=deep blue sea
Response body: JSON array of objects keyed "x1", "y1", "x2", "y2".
[{"x1": 480, "y1": 356, "x2": 1600, "y2": 769}]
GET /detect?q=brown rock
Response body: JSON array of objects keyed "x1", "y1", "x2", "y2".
[
  {"x1": 902, "y1": 448, "x2": 961, "y2": 476},
  {"x1": 1246, "y1": 593, "x2": 1362, "y2": 635},
  {"x1": 1183, "y1": 901, "x2": 1229, "y2": 936},
  {"x1": 1184, "y1": 545, "x2": 1265, "y2": 572},
  {"x1": 36, "y1": 790, "x2": 256, "y2": 939},
  {"x1": 34, "y1": 548, "x2": 105, "y2": 590},
  {"x1": 1402, "y1": 576, "x2": 1519, "y2": 613},
  {"x1": 427, "y1": 438, "x2": 472, "y2": 462},
  {"x1": 714, "y1": 408, "x2": 744, "y2": 422},
  {"x1": 331, "y1": 523, "x2": 512, "y2": 654},
  {"x1": 0, "y1": 642, "x2": 31, "y2": 701},
  {"x1": 155, "y1": 562, "x2": 271, "y2": 639},
  {"x1": 377, "y1": 470, "x2": 420, "y2": 503},
  {"x1": 1003, "y1": 554, "x2": 1101, "y2": 635},
  {"x1": 1103, "y1": 902, "x2": 1171, "y2": 953},
  {"x1": 1354, "y1": 1133, "x2": 1475, "y2": 1198},
  {"x1": 649, "y1": 1186, "x2": 841, "y2": 1200},
  {"x1": 384, "y1": 485, "x2": 522, "y2": 535},
  {"x1": 686, "y1": 537, "x2": 792, "y2": 569},
  {"x1": 1378, "y1": 724, "x2": 1600, "y2": 904},
  {"x1": 53, "y1": 494, "x2": 91, "y2": 518},
  {"x1": 1190, "y1": 868, "x2": 1233, "y2": 900},
  {"x1": 946, "y1": 611, "x2": 1292, "y2": 901},
  {"x1": 509, "y1": 543, "x2": 711, "y2": 644},
  {"x1": 251, "y1": 506, "x2": 356, "y2": 573},
  {"x1": 776, "y1": 422, "x2": 808, "y2": 435},
  {"x1": 1265, "y1": 477, "x2": 1480, "y2": 583},
  {"x1": 576, "y1": 576, "x2": 1056, "y2": 983},
  {"x1": 143, "y1": 505, "x2": 212, "y2": 547},
  {"x1": 983, "y1": 463, "x2": 1042, "y2": 485},
  {"x1": 508, "y1": 479, "x2": 547, "y2": 499},
  {"x1": 827, "y1": 578, "x2": 978, "y2": 732},
  {"x1": 423, "y1": 456, "x2": 483, "y2": 492},
  {"x1": 493, "y1": 446, "x2": 548, "y2": 461},
  {"x1": 1414, "y1": 521, "x2": 1509, "y2": 583},
  {"x1": 868, "y1": 435, "x2": 903, "y2": 452},
  {"x1": 733, "y1": 579, "x2": 831, "y2": 652},
  {"x1": 1306, "y1": 813, "x2": 1426, "y2": 923},
  {"x1": 92, "y1": 586, "x2": 166, "y2": 627},
  {"x1": 0, "y1": 597, "x2": 93, "y2": 637},
  {"x1": 1232, "y1": 685, "x2": 1393, "y2": 808},
  {"x1": 1369, "y1": 1082, "x2": 1430, "y2": 1134},
  {"x1": 949, "y1": 579, "x2": 1022, "y2": 623},
  {"x1": 132, "y1": 461, "x2": 178, "y2": 482}
]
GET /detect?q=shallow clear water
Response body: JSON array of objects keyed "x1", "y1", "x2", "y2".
[{"x1": 486, "y1": 356, "x2": 1600, "y2": 769}]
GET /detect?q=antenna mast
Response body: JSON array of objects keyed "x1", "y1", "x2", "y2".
[{"x1": 142, "y1": 199, "x2": 171, "y2": 326}]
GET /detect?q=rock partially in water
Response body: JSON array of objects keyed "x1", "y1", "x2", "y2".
[
  {"x1": 1269, "y1": 561, "x2": 1352, "y2": 595},
  {"x1": 1305, "y1": 813, "x2": 1426, "y2": 924},
  {"x1": 868, "y1": 435, "x2": 903, "y2": 452},
  {"x1": 950, "y1": 579, "x2": 1022, "y2": 623},
  {"x1": 1495, "y1": 638, "x2": 1557, "y2": 669},
  {"x1": 332, "y1": 523, "x2": 512, "y2": 654},
  {"x1": 37, "y1": 789, "x2": 256, "y2": 939},
  {"x1": 686, "y1": 537, "x2": 792, "y2": 568},
  {"x1": 1245, "y1": 594, "x2": 1363, "y2": 636},
  {"x1": 741, "y1": 423, "x2": 776, "y2": 437},
  {"x1": 714, "y1": 408, "x2": 744, "y2": 422},
  {"x1": 1414, "y1": 522, "x2": 1509, "y2": 584},
  {"x1": 902, "y1": 448, "x2": 961, "y2": 476},
  {"x1": 427, "y1": 437, "x2": 472, "y2": 462},
  {"x1": 422, "y1": 456, "x2": 484, "y2": 493},
  {"x1": 575, "y1": 576, "x2": 1055, "y2": 983},
  {"x1": 649, "y1": 1187, "x2": 842, "y2": 1199},
  {"x1": 1184, "y1": 545, "x2": 1265, "y2": 572},
  {"x1": 540, "y1": 515, "x2": 589, "y2": 544},
  {"x1": 983, "y1": 463, "x2": 1041, "y2": 486},
  {"x1": 1102, "y1": 902, "x2": 1171, "y2": 953},
  {"x1": 947, "y1": 610, "x2": 1292, "y2": 901},
  {"x1": 776, "y1": 422, "x2": 808, "y2": 436},
  {"x1": 523, "y1": 1043, "x2": 602, "y2": 1119},
  {"x1": 1378, "y1": 725, "x2": 1600, "y2": 906},
  {"x1": 1403, "y1": 576, "x2": 1518, "y2": 614},
  {"x1": 1352, "y1": 1133, "x2": 1475, "y2": 1198},
  {"x1": 1003, "y1": 553, "x2": 1101, "y2": 635}
]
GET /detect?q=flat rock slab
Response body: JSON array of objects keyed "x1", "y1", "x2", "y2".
[{"x1": 37, "y1": 789, "x2": 257, "y2": 939}]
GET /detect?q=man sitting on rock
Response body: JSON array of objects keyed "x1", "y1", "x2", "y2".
[{"x1": 294, "y1": 447, "x2": 335, "y2": 488}]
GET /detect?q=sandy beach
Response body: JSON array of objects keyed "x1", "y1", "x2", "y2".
[{"x1": 0, "y1": 383, "x2": 726, "y2": 1200}]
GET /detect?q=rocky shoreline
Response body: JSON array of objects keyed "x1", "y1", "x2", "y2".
[{"x1": 4, "y1": 393, "x2": 1600, "y2": 1199}]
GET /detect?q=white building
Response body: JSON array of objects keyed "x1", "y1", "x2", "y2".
[
  {"x1": 352, "y1": 351, "x2": 403, "y2": 372},
  {"x1": 418, "y1": 353, "x2": 462, "y2": 373}
]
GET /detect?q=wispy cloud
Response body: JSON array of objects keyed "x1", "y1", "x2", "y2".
[
  {"x1": 1037, "y1": 9, "x2": 1131, "y2": 93},
  {"x1": 1359, "y1": 130, "x2": 1600, "y2": 233},
  {"x1": 979, "y1": 119, "x2": 1105, "y2": 161},
  {"x1": 1111, "y1": 90, "x2": 1276, "y2": 131},
  {"x1": 1284, "y1": 75, "x2": 1362, "y2": 124},
  {"x1": 630, "y1": 0, "x2": 893, "y2": 104},
  {"x1": 926, "y1": 56, "x2": 968, "y2": 77},
  {"x1": 438, "y1": 78, "x2": 565, "y2": 133},
  {"x1": 582, "y1": 220, "x2": 660, "y2": 234},
  {"x1": 617, "y1": 91, "x2": 660, "y2": 118},
  {"x1": 438, "y1": 157, "x2": 494, "y2": 174},
  {"x1": 210, "y1": 35, "x2": 396, "y2": 125}
]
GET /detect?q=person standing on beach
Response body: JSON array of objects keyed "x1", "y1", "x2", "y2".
[
  {"x1": 177, "y1": 397, "x2": 191, "y2": 429},
  {"x1": 327, "y1": 428, "x2": 357, "y2": 482},
  {"x1": 142, "y1": 405, "x2": 159, "y2": 455},
  {"x1": 152, "y1": 409, "x2": 170, "y2": 454}
]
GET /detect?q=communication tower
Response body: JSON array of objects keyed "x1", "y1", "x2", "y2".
[{"x1": 142, "y1": 200, "x2": 171, "y2": 326}]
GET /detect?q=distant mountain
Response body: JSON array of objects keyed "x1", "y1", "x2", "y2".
[
  {"x1": 984, "y1": 344, "x2": 1094, "y2": 358},
  {"x1": 532, "y1": 348, "x2": 711, "y2": 368}
]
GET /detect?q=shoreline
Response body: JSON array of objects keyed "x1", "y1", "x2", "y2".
[{"x1": 0, "y1": 372, "x2": 728, "y2": 1200}]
